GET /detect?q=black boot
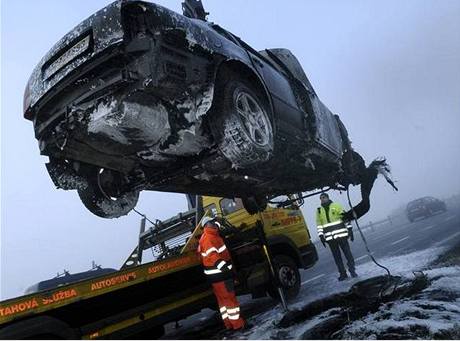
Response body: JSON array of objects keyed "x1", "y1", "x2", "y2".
[
  {"x1": 350, "y1": 270, "x2": 358, "y2": 278},
  {"x1": 338, "y1": 273, "x2": 349, "y2": 281}
]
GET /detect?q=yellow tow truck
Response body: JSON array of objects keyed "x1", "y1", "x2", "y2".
[{"x1": 0, "y1": 195, "x2": 317, "y2": 339}]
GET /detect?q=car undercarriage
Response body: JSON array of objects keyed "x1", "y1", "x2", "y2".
[{"x1": 24, "y1": 0, "x2": 396, "y2": 218}]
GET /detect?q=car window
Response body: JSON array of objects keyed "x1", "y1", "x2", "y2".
[
  {"x1": 211, "y1": 24, "x2": 240, "y2": 45},
  {"x1": 408, "y1": 199, "x2": 423, "y2": 209},
  {"x1": 220, "y1": 198, "x2": 244, "y2": 216},
  {"x1": 204, "y1": 203, "x2": 218, "y2": 218}
]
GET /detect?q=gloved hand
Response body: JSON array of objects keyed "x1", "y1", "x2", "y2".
[
  {"x1": 320, "y1": 235, "x2": 326, "y2": 248},
  {"x1": 349, "y1": 229, "x2": 354, "y2": 242}
]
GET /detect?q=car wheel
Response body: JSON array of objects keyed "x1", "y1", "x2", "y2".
[
  {"x1": 208, "y1": 68, "x2": 274, "y2": 168},
  {"x1": 267, "y1": 255, "x2": 301, "y2": 301},
  {"x1": 78, "y1": 168, "x2": 139, "y2": 218},
  {"x1": 242, "y1": 196, "x2": 268, "y2": 215}
]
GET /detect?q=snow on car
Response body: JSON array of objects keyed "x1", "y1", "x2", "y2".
[{"x1": 23, "y1": 0, "x2": 385, "y2": 218}]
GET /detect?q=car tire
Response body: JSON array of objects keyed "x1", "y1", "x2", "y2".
[
  {"x1": 78, "y1": 168, "x2": 139, "y2": 218},
  {"x1": 267, "y1": 255, "x2": 301, "y2": 301},
  {"x1": 208, "y1": 68, "x2": 274, "y2": 168},
  {"x1": 242, "y1": 196, "x2": 268, "y2": 215}
]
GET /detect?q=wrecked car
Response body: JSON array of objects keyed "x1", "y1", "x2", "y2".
[{"x1": 24, "y1": 0, "x2": 375, "y2": 218}]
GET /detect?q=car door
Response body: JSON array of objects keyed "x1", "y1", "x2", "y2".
[
  {"x1": 259, "y1": 48, "x2": 345, "y2": 157},
  {"x1": 230, "y1": 37, "x2": 306, "y2": 134}
]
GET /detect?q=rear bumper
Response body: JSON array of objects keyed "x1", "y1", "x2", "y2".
[
  {"x1": 27, "y1": 1, "x2": 216, "y2": 169},
  {"x1": 27, "y1": 0, "x2": 126, "y2": 113}
]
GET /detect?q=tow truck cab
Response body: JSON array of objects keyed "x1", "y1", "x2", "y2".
[{"x1": 204, "y1": 196, "x2": 317, "y2": 270}]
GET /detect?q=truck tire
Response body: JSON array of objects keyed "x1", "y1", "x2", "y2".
[
  {"x1": 78, "y1": 168, "x2": 139, "y2": 218},
  {"x1": 267, "y1": 255, "x2": 301, "y2": 301},
  {"x1": 0, "y1": 316, "x2": 79, "y2": 339},
  {"x1": 208, "y1": 68, "x2": 274, "y2": 168}
]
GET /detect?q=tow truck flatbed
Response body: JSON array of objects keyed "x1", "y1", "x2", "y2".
[{"x1": 0, "y1": 251, "x2": 212, "y2": 339}]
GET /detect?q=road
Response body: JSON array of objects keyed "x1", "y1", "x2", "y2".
[
  {"x1": 162, "y1": 206, "x2": 460, "y2": 339},
  {"x1": 301, "y1": 207, "x2": 460, "y2": 287}
]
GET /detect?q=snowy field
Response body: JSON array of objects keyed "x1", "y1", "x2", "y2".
[{"x1": 242, "y1": 246, "x2": 460, "y2": 339}]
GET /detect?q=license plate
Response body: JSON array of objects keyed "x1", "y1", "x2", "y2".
[{"x1": 44, "y1": 34, "x2": 91, "y2": 80}]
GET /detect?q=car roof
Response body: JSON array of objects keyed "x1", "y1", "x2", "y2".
[
  {"x1": 407, "y1": 196, "x2": 438, "y2": 206},
  {"x1": 25, "y1": 268, "x2": 117, "y2": 294}
]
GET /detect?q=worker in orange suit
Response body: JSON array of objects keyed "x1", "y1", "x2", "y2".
[{"x1": 198, "y1": 216, "x2": 245, "y2": 330}]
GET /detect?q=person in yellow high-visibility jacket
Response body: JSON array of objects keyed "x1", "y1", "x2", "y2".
[{"x1": 316, "y1": 193, "x2": 357, "y2": 281}]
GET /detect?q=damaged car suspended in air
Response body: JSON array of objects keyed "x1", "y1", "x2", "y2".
[{"x1": 23, "y1": 0, "x2": 387, "y2": 218}]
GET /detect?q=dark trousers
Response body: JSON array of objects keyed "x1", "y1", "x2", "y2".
[{"x1": 328, "y1": 238, "x2": 355, "y2": 276}]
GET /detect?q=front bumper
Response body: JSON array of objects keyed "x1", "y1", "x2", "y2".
[{"x1": 300, "y1": 243, "x2": 318, "y2": 269}]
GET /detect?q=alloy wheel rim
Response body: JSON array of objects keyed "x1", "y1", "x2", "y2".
[{"x1": 235, "y1": 91, "x2": 271, "y2": 146}]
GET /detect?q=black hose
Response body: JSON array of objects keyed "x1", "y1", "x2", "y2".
[
  {"x1": 346, "y1": 187, "x2": 399, "y2": 299},
  {"x1": 346, "y1": 187, "x2": 391, "y2": 277}
]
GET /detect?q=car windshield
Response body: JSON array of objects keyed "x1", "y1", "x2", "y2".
[{"x1": 407, "y1": 199, "x2": 425, "y2": 209}]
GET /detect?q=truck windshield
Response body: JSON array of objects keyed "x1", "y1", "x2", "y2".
[{"x1": 220, "y1": 198, "x2": 244, "y2": 215}]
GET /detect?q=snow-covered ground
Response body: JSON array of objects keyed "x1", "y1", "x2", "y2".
[
  {"x1": 162, "y1": 211, "x2": 460, "y2": 340},
  {"x1": 342, "y1": 266, "x2": 460, "y2": 339},
  {"x1": 241, "y1": 245, "x2": 460, "y2": 339}
]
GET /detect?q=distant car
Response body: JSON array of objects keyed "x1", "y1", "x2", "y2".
[
  {"x1": 23, "y1": 0, "x2": 370, "y2": 218},
  {"x1": 406, "y1": 196, "x2": 447, "y2": 222}
]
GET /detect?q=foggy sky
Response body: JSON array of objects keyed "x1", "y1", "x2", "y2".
[{"x1": 2, "y1": 0, "x2": 459, "y2": 299}]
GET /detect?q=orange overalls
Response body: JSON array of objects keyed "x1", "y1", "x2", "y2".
[{"x1": 198, "y1": 226, "x2": 245, "y2": 330}]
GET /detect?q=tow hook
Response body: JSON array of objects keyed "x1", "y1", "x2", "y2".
[
  {"x1": 53, "y1": 124, "x2": 68, "y2": 151},
  {"x1": 53, "y1": 107, "x2": 80, "y2": 151}
]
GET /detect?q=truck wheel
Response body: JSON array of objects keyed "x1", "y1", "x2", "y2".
[
  {"x1": 267, "y1": 255, "x2": 301, "y2": 301},
  {"x1": 242, "y1": 196, "x2": 268, "y2": 215},
  {"x1": 0, "y1": 316, "x2": 79, "y2": 339},
  {"x1": 78, "y1": 167, "x2": 139, "y2": 218},
  {"x1": 208, "y1": 68, "x2": 274, "y2": 168}
]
